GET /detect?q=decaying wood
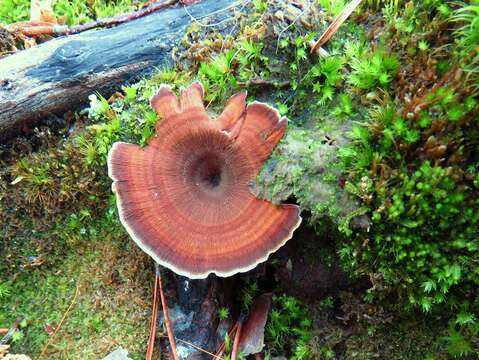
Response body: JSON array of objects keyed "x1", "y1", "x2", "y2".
[
  {"x1": 159, "y1": 275, "x2": 235, "y2": 359},
  {"x1": 0, "y1": 0, "x2": 235, "y2": 140}
]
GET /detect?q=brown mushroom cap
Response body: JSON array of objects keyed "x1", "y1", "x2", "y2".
[{"x1": 108, "y1": 81, "x2": 301, "y2": 278}]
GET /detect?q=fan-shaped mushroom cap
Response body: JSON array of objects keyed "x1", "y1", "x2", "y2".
[{"x1": 108, "y1": 81, "x2": 301, "y2": 278}]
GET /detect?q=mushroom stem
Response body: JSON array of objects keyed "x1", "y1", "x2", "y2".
[
  {"x1": 146, "y1": 267, "x2": 160, "y2": 360},
  {"x1": 157, "y1": 264, "x2": 180, "y2": 360}
]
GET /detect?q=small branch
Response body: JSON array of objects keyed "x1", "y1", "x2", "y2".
[
  {"x1": 231, "y1": 315, "x2": 244, "y2": 360},
  {"x1": 7, "y1": 22, "x2": 68, "y2": 37},
  {"x1": 38, "y1": 280, "x2": 80, "y2": 359},
  {"x1": 161, "y1": 336, "x2": 223, "y2": 359},
  {"x1": 215, "y1": 323, "x2": 238, "y2": 358},
  {"x1": 68, "y1": 0, "x2": 179, "y2": 35},
  {"x1": 6, "y1": 0, "x2": 179, "y2": 38},
  {"x1": 146, "y1": 265, "x2": 160, "y2": 360},
  {"x1": 157, "y1": 266, "x2": 180, "y2": 360}
]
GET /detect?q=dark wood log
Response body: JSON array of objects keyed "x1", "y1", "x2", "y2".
[
  {"x1": 159, "y1": 274, "x2": 235, "y2": 359},
  {"x1": 0, "y1": 0, "x2": 234, "y2": 140}
]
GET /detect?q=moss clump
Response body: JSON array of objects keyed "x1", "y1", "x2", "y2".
[{"x1": 266, "y1": 295, "x2": 313, "y2": 360}]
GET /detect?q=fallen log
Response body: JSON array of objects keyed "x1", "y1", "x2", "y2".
[{"x1": 0, "y1": 0, "x2": 235, "y2": 140}]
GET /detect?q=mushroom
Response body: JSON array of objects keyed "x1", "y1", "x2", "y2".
[{"x1": 107, "y1": 81, "x2": 301, "y2": 279}]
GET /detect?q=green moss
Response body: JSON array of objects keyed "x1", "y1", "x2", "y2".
[
  {"x1": 0, "y1": 211, "x2": 151, "y2": 359},
  {"x1": 2, "y1": 0, "x2": 479, "y2": 358},
  {"x1": 345, "y1": 316, "x2": 448, "y2": 359},
  {"x1": 266, "y1": 295, "x2": 312, "y2": 359}
]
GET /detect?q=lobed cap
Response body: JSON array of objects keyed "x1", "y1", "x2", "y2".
[{"x1": 108, "y1": 81, "x2": 301, "y2": 278}]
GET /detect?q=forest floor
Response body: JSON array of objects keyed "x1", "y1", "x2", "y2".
[{"x1": 1, "y1": 0, "x2": 478, "y2": 359}]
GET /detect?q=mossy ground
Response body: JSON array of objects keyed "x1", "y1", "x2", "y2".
[
  {"x1": 1, "y1": 0, "x2": 478, "y2": 358},
  {"x1": 0, "y1": 210, "x2": 152, "y2": 359}
]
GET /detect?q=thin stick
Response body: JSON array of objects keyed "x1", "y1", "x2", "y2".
[
  {"x1": 161, "y1": 335, "x2": 223, "y2": 359},
  {"x1": 230, "y1": 320, "x2": 242, "y2": 360},
  {"x1": 68, "y1": 0, "x2": 178, "y2": 34},
  {"x1": 157, "y1": 266, "x2": 180, "y2": 360},
  {"x1": 7, "y1": 0, "x2": 179, "y2": 37},
  {"x1": 216, "y1": 322, "x2": 238, "y2": 359},
  {"x1": 38, "y1": 280, "x2": 80, "y2": 359},
  {"x1": 310, "y1": 0, "x2": 363, "y2": 53},
  {"x1": 146, "y1": 267, "x2": 160, "y2": 360}
]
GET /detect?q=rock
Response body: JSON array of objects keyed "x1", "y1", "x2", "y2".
[
  {"x1": 4, "y1": 355, "x2": 32, "y2": 360},
  {"x1": 102, "y1": 348, "x2": 132, "y2": 360}
]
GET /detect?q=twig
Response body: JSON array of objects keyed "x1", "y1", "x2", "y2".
[
  {"x1": 157, "y1": 265, "x2": 180, "y2": 360},
  {"x1": 310, "y1": 0, "x2": 363, "y2": 53},
  {"x1": 7, "y1": 22, "x2": 68, "y2": 36},
  {"x1": 230, "y1": 317, "x2": 243, "y2": 360},
  {"x1": 38, "y1": 280, "x2": 80, "y2": 359},
  {"x1": 216, "y1": 323, "x2": 238, "y2": 357},
  {"x1": 161, "y1": 335, "x2": 223, "y2": 359},
  {"x1": 146, "y1": 266, "x2": 160, "y2": 360},
  {"x1": 215, "y1": 323, "x2": 238, "y2": 358},
  {"x1": 68, "y1": 0, "x2": 179, "y2": 34},
  {"x1": 254, "y1": 353, "x2": 262, "y2": 360},
  {"x1": 6, "y1": 0, "x2": 179, "y2": 38}
]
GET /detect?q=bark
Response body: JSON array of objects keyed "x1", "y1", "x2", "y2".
[
  {"x1": 0, "y1": 0, "x2": 233, "y2": 140},
  {"x1": 159, "y1": 275, "x2": 235, "y2": 359}
]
